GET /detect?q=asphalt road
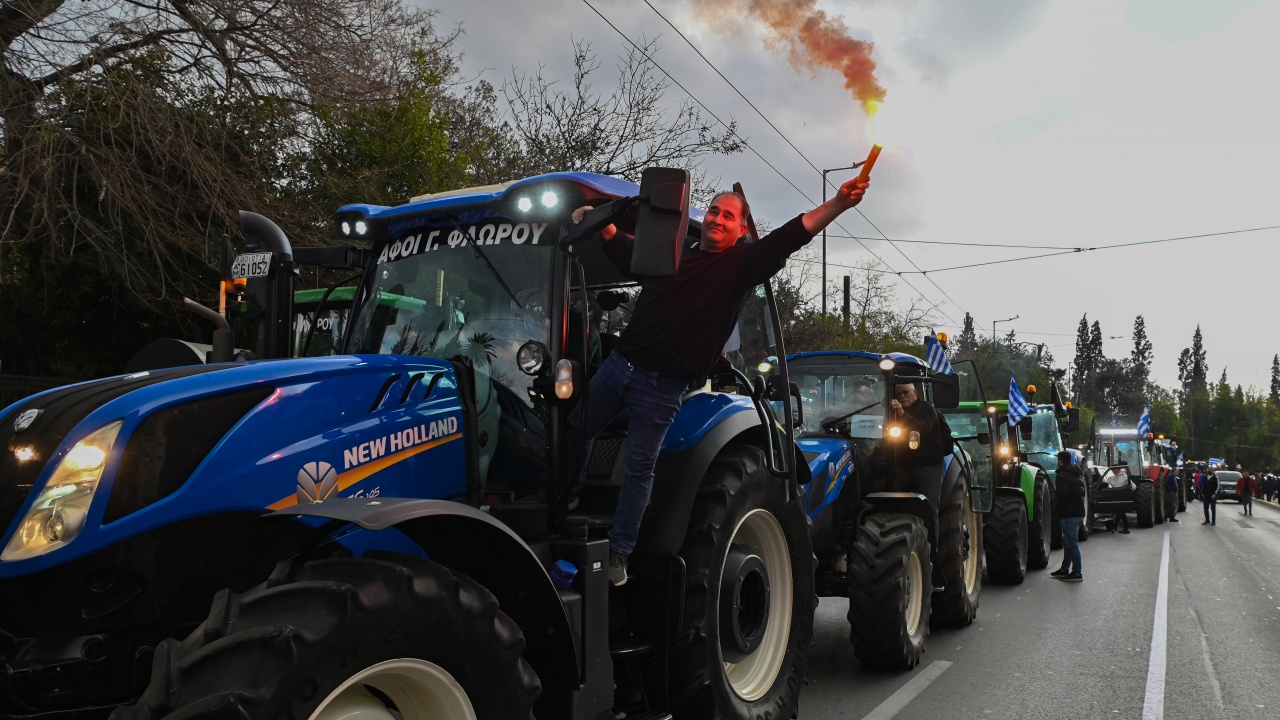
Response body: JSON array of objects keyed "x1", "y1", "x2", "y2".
[{"x1": 799, "y1": 497, "x2": 1280, "y2": 719}]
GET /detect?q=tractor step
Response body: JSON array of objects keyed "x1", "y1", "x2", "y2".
[{"x1": 618, "y1": 713, "x2": 672, "y2": 720}]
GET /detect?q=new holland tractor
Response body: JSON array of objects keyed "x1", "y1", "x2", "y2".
[
  {"x1": 784, "y1": 350, "x2": 985, "y2": 670},
  {"x1": 0, "y1": 169, "x2": 818, "y2": 720},
  {"x1": 958, "y1": 394, "x2": 1079, "y2": 584}
]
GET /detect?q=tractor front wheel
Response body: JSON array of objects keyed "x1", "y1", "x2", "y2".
[
  {"x1": 1028, "y1": 475, "x2": 1053, "y2": 570},
  {"x1": 112, "y1": 553, "x2": 539, "y2": 720},
  {"x1": 669, "y1": 444, "x2": 815, "y2": 720},
  {"x1": 983, "y1": 494, "x2": 1028, "y2": 585},
  {"x1": 847, "y1": 513, "x2": 932, "y2": 669},
  {"x1": 1136, "y1": 482, "x2": 1156, "y2": 528}
]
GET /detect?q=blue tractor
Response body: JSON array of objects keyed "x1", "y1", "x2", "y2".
[
  {"x1": 785, "y1": 351, "x2": 988, "y2": 669},
  {"x1": 0, "y1": 169, "x2": 816, "y2": 720}
]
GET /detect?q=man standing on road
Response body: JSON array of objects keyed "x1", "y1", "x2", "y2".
[
  {"x1": 1051, "y1": 451, "x2": 1087, "y2": 582},
  {"x1": 1238, "y1": 470, "x2": 1257, "y2": 516},
  {"x1": 1201, "y1": 470, "x2": 1219, "y2": 525},
  {"x1": 889, "y1": 382, "x2": 948, "y2": 516},
  {"x1": 1165, "y1": 468, "x2": 1181, "y2": 522},
  {"x1": 570, "y1": 177, "x2": 870, "y2": 585}
]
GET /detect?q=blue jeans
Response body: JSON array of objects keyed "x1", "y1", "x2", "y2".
[
  {"x1": 572, "y1": 352, "x2": 686, "y2": 556},
  {"x1": 1059, "y1": 517, "x2": 1082, "y2": 573}
]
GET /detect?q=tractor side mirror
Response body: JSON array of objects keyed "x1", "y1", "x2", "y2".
[
  {"x1": 932, "y1": 372, "x2": 960, "y2": 409},
  {"x1": 977, "y1": 432, "x2": 991, "y2": 445},
  {"x1": 1063, "y1": 407, "x2": 1080, "y2": 432},
  {"x1": 1018, "y1": 415, "x2": 1034, "y2": 440},
  {"x1": 630, "y1": 167, "x2": 691, "y2": 276}
]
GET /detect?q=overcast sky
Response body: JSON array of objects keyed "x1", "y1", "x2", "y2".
[{"x1": 417, "y1": 0, "x2": 1278, "y2": 393}]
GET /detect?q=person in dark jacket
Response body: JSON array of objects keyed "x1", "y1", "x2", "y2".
[
  {"x1": 1164, "y1": 468, "x2": 1180, "y2": 522},
  {"x1": 1051, "y1": 451, "x2": 1087, "y2": 582},
  {"x1": 1201, "y1": 470, "x2": 1219, "y2": 525},
  {"x1": 569, "y1": 178, "x2": 870, "y2": 585},
  {"x1": 889, "y1": 382, "x2": 948, "y2": 516}
]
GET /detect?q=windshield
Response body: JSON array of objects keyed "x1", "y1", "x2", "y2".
[
  {"x1": 789, "y1": 355, "x2": 886, "y2": 438},
  {"x1": 945, "y1": 409, "x2": 991, "y2": 481},
  {"x1": 346, "y1": 213, "x2": 556, "y2": 409},
  {"x1": 1023, "y1": 412, "x2": 1063, "y2": 458}
]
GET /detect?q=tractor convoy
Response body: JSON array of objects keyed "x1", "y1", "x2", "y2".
[{"x1": 0, "y1": 168, "x2": 1181, "y2": 720}]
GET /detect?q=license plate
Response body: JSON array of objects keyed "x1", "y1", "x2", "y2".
[{"x1": 231, "y1": 252, "x2": 273, "y2": 278}]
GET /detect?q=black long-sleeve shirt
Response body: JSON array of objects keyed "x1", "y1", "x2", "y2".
[
  {"x1": 607, "y1": 215, "x2": 814, "y2": 383},
  {"x1": 1056, "y1": 464, "x2": 1087, "y2": 518},
  {"x1": 897, "y1": 399, "x2": 948, "y2": 468}
]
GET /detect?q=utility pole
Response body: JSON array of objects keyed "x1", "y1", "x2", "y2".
[
  {"x1": 993, "y1": 315, "x2": 1018, "y2": 343},
  {"x1": 820, "y1": 161, "x2": 866, "y2": 315}
]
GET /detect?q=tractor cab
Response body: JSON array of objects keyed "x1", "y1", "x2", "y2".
[{"x1": 1089, "y1": 427, "x2": 1166, "y2": 528}]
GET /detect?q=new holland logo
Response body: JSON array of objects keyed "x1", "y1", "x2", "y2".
[
  {"x1": 297, "y1": 461, "x2": 339, "y2": 504},
  {"x1": 13, "y1": 409, "x2": 41, "y2": 433}
]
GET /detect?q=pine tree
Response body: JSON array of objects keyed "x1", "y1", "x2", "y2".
[
  {"x1": 1072, "y1": 314, "x2": 1091, "y2": 399},
  {"x1": 1189, "y1": 325, "x2": 1209, "y2": 395},
  {"x1": 956, "y1": 312, "x2": 978, "y2": 358},
  {"x1": 1130, "y1": 315, "x2": 1153, "y2": 390},
  {"x1": 1270, "y1": 354, "x2": 1279, "y2": 407}
]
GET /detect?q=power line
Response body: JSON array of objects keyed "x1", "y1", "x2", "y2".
[
  {"x1": 825, "y1": 233, "x2": 1084, "y2": 249},
  {"x1": 630, "y1": 0, "x2": 962, "y2": 326}
]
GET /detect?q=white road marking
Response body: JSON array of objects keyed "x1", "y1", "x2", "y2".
[
  {"x1": 860, "y1": 660, "x2": 952, "y2": 720},
  {"x1": 1142, "y1": 525, "x2": 1171, "y2": 720}
]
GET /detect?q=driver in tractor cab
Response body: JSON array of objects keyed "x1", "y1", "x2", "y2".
[
  {"x1": 889, "y1": 382, "x2": 948, "y2": 515},
  {"x1": 569, "y1": 177, "x2": 871, "y2": 585}
]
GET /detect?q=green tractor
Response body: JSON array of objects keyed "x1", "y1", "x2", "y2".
[{"x1": 945, "y1": 387, "x2": 1079, "y2": 584}]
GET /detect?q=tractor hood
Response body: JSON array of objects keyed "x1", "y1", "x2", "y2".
[
  {"x1": 798, "y1": 437, "x2": 853, "y2": 519},
  {"x1": 0, "y1": 355, "x2": 466, "y2": 576}
]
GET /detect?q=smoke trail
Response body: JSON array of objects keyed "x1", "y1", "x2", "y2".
[{"x1": 695, "y1": 0, "x2": 886, "y2": 111}]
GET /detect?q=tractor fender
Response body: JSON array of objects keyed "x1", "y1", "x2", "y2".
[
  {"x1": 858, "y1": 492, "x2": 937, "y2": 553},
  {"x1": 993, "y1": 486, "x2": 1027, "y2": 501},
  {"x1": 940, "y1": 453, "x2": 965, "y2": 515},
  {"x1": 276, "y1": 497, "x2": 578, "y2": 689},
  {"x1": 635, "y1": 407, "x2": 764, "y2": 555}
]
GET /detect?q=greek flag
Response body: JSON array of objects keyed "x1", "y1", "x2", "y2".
[
  {"x1": 1137, "y1": 403, "x2": 1151, "y2": 437},
  {"x1": 925, "y1": 332, "x2": 954, "y2": 375},
  {"x1": 1008, "y1": 376, "x2": 1030, "y2": 426}
]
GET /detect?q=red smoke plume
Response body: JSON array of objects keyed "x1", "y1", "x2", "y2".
[{"x1": 697, "y1": 0, "x2": 886, "y2": 112}]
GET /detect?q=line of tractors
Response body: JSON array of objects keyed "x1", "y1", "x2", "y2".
[{"x1": 0, "y1": 169, "x2": 1184, "y2": 720}]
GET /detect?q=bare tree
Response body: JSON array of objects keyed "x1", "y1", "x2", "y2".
[{"x1": 502, "y1": 38, "x2": 743, "y2": 202}]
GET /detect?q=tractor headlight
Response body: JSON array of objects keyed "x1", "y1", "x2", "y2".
[
  {"x1": 888, "y1": 425, "x2": 903, "y2": 439},
  {"x1": 879, "y1": 358, "x2": 896, "y2": 371},
  {"x1": 541, "y1": 191, "x2": 559, "y2": 208},
  {"x1": 517, "y1": 197, "x2": 533, "y2": 212},
  {"x1": 2, "y1": 421, "x2": 123, "y2": 562}
]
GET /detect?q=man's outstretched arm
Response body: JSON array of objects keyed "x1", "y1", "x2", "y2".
[{"x1": 801, "y1": 177, "x2": 870, "y2": 235}]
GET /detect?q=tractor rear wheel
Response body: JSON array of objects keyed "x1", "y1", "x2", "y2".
[
  {"x1": 1028, "y1": 475, "x2": 1053, "y2": 570},
  {"x1": 1136, "y1": 482, "x2": 1155, "y2": 528},
  {"x1": 931, "y1": 478, "x2": 982, "y2": 627},
  {"x1": 112, "y1": 553, "x2": 539, "y2": 720},
  {"x1": 983, "y1": 494, "x2": 1028, "y2": 585},
  {"x1": 847, "y1": 513, "x2": 932, "y2": 670},
  {"x1": 668, "y1": 444, "x2": 815, "y2": 720}
]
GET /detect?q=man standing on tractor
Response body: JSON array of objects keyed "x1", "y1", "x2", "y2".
[
  {"x1": 570, "y1": 176, "x2": 871, "y2": 585},
  {"x1": 889, "y1": 382, "x2": 948, "y2": 515}
]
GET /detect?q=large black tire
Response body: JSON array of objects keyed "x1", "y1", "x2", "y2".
[
  {"x1": 1078, "y1": 483, "x2": 1092, "y2": 542},
  {"x1": 1135, "y1": 482, "x2": 1155, "y2": 528},
  {"x1": 1154, "y1": 480, "x2": 1166, "y2": 524},
  {"x1": 983, "y1": 494, "x2": 1028, "y2": 585},
  {"x1": 932, "y1": 478, "x2": 982, "y2": 626},
  {"x1": 669, "y1": 444, "x2": 815, "y2": 720},
  {"x1": 847, "y1": 513, "x2": 932, "y2": 670},
  {"x1": 1027, "y1": 475, "x2": 1053, "y2": 570},
  {"x1": 113, "y1": 553, "x2": 539, "y2": 720}
]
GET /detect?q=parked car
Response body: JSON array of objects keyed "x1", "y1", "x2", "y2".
[{"x1": 1215, "y1": 470, "x2": 1242, "y2": 501}]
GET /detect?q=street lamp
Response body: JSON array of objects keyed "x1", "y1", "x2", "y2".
[
  {"x1": 821, "y1": 161, "x2": 867, "y2": 315},
  {"x1": 993, "y1": 315, "x2": 1018, "y2": 341}
]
